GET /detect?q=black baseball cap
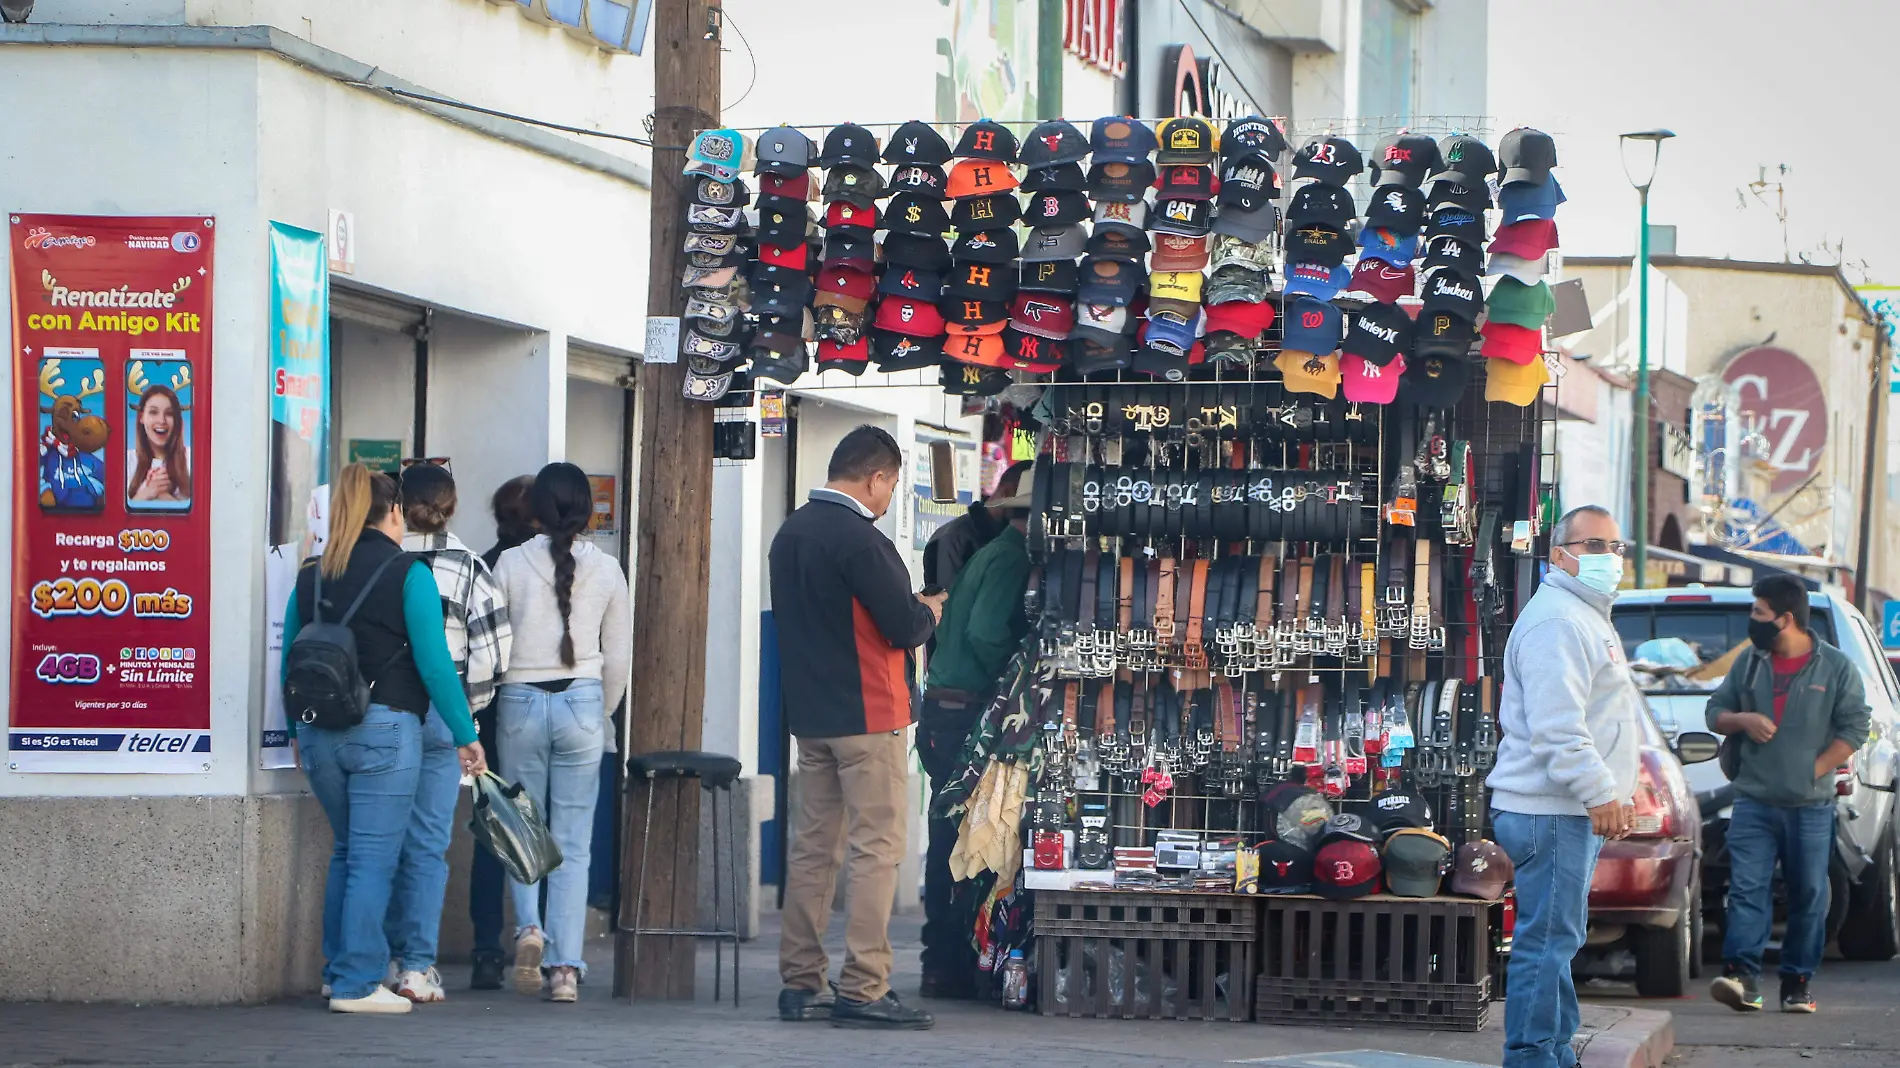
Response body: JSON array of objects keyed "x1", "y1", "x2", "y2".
[
  {"x1": 883, "y1": 231, "x2": 952, "y2": 272},
  {"x1": 882, "y1": 120, "x2": 953, "y2": 166},
  {"x1": 755, "y1": 195, "x2": 814, "y2": 248},
  {"x1": 954, "y1": 119, "x2": 1018, "y2": 163},
  {"x1": 1369, "y1": 790, "x2": 1434, "y2": 836},
  {"x1": 1021, "y1": 119, "x2": 1090, "y2": 168},
  {"x1": 938, "y1": 296, "x2": 1009, "y2": 328},
  {"x1": 1420, "y1": 268, "x2": 1483, "y2": 320},
  {"x1": 950, "y1": 193, "x2": 1022, "y2": 232},
  {"x1": 1499, "y1": 127, "x2": 1558, "y2": 186},
  {"x1": 1370, "y1": 133, "x2": 1443, "y2": 189},
  {"x1": 754, "y1": 125, "x2": 817, "y2": 176},
  {"x1": 1287, "y1": 183, "x2": 1356, "y2": 227},
  {"x1": 1292, "y1": 135, "x2": 1365, "y2": 185},
  {"x1": 1285, "y1": 222, "x2": 1352, "y2": 268},
  {"x1": 1091, "y1": 116, "x2": 1158, "y2": 163},
  {"x1": 877, "y1": 264, "x2": 944, "y2": 300},
  {"x1": 1077, "y1": 257, "x2": 1145, "y2": 306},
  {"x1": 1222, "y1": 115, "x2": 1287, "y2": 161},
  {"x1": 941, "y1": 359, "x2": 1011, "y2": 396},
  {"x1": 1415, "y1": 309, "x2": 1477, "y2": 359},
  {"x1": 818, "y1": 123, "x2": 880, "y2": 169},
  {"x1": 883, "y1": 193, "x2": 950, "y2": 237},
  {"x1": 1022, "y1": 189, "x2": 1091, "y2": 227},
  {"x1": 1087, "y1": 159, "x2": 1156, "y2": 202},
  {"x1": 888, "y1": 163, "x2": 949, "y2": 200},
  {"x1": 1430, "y1": 134, "x2": 1497, "y2": 187},
  {"x1": 1343, "y1": 302, "x2": 1415, "y2": 366},
  {"x1": 1422, "y1": 233, "x2": 1483, "y2": 274},
  {"x1": 1149, "y1": 197, "x2": 1212, "y2": 237},
  {"x1": 1003, "y1": 327, "x2": 1069, "y2": 371},
  {"x1": 872, "y1": 328, "x2": 944, "y2": 372},
  {"x1": 1020, "y1": 258, "x2": 1080, "y2": 295},
  {"x1": 1257, "y1": 840, "x2": 1316, "y2": 895},
  {"x1": 1071, "y1": 332, "x2": 1135, "y2": 375},
  {"x1": 821, "y1": 166, "x2": 884, "y2": 210},
  {"x1": 1428, "y1": 177, "x2": 1491, "y2": 212},
  {"x1": 748, "y1": 263, "x2": 813, "y2": 318},
  {"x1": 1021, "y1": 223, "x2": 1087, "y2": 262},
  {"x1": 1319, "y1": 811, "x2": 1380, "y2": 846},
  {"x1": 1219, "y1": 153, "x2": 1279, "y2": 211},
  {"x1": 947, "y1": 259, "x2": 1017, "y2": 301},
  {"x1": 1365, "y1": 183, "x2": 1425, "y2": 234},
  {"x1": 1020, "y1": 161, "x2": 1087, "y2": 193},
  {"x1": 821, "y1": 231, "x2": 877, "y2": 271},
  {"x1": 1425, "y1": 204, "x2": 1486, "y2": 247},
  {"x1": 689, "y1": 175, "x2": 751, "y2": 209},
  {"x1": 952, "y1": 227, "x2": 1020, "y2": 264},
  {"x1": 1402, "y1": 348, "x2": 1470, "y2": 407},
  {"x1": 1156, "y1": 116, "x2": 1217, "y2": 164}
]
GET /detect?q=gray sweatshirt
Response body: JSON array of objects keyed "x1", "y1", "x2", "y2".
[
  {"x1": 1486, "y1": 569, "x2": 1643, "y2": 816},
  {"x1": 494, "y1": 535, "x2": 632, "y2": 735}
]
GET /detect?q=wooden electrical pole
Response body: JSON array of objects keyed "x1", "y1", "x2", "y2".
[{"x1": 615, "y1": 0, "x2": 721, "y2": 1001}]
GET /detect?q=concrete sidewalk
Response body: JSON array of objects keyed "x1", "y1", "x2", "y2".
[{"x1": 0, "y1": 910, "x2": 1669, "y2": 1068}]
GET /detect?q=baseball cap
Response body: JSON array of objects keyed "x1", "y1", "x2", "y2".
[
  {"x1": 1480, "y1": 320, "x2": 1543, "y2": 366},
  {"x1": 681, "y1": 263, "x2": 738, "y2": 293},
  {"x1": 1365, "y1": 183, "x2": 1426, "y2": 234},
  {"x1": 822, "y1": 231, "x2": 876, "y2": 272},
  {"x1": 1426, "y1": 205, "x2": 1486, "y2": 247},
  {"x1": 954, "y1": 119, "x2": 1019, "y2": 163},
  {"x1": 1346, "y1": 259, "x2": 1417, "y2": 304},
  {"x1": 1156, "y1": 116, "x2": 1217, "y2": 164},
  {"x1": 943, "y1": 330, "x2": 1009, "y2": 368},
  {"x1": 682, "y1": 365, "x2": 735, "y2": 402},
  {"x1": 1319, "y1": 811, "x2": 1380, "y2": 846},
  {"x1": 821, "y1": 166, "x2": 884, "y2": 209},
  {"x1": 1256, "y1": 840, "x2": 1316, "y2": 895},
  {"x1": 1071, "y1": 333, "x2": 1135, "y2": 375},
  {"x1": 872, "y1": 329, "x2": 945, "y2": 372},
  {"x1": 1401, "y1": 349, "x2": 1470, "y2": 407},
  {"x1": 1218, "y1": 152, "x2": 1279, "y2": 211},
  {"x1": 1420, "y1": 269, "x2": 1483, "y2": 320},
  {"x1": 952, "y1": 228, "x2": 1020, "y2": 265},
  {"x1": 1204, "y1": 334, "x2": 1254, "y2": 366},
  {"x1": 1020, "y1": 119, "x2": 1089, "y2": 168},
  {"x1": 1259, "y1": 783, "x2": 1335, "y2": 849},
  {"x1": 1371, "y1": 132, "x2": 1443, "y2": 189},
  {"x1": 1022, "y1": 223, "x2": 1087, "y2": 263},
  {"x1": 874, "y1": 296, "x2": 948, "y2": 337},
  {"x1": 1142, "y1": 308, "x2": 1201, "y2": 356},
  {"x1": 1211, "y1": 201, "x2": 1280, "y2": 243},
  {"x1": 689, "y1": 175, "x2": 750, "y2": 209},
  {"x1": 1281, "y1": 295, "x2": 1343, "y2": 354},
  {"x1": 882, "y1": 120, "x2": 953, "y2": 166},
  {"x1": 1020, "y1": 258, "x2": 1080, "y2": 294},
  {"x1": 1485, "y1": 347, "x2": 1550, "y2": 405},
  {"x1": 1428, "y1": 177, "x2": 1492, "y2": 213},
  {"x1": 950, "y1": 193, "x2": 1022, "y2": 232},
  {"x1": 1092, "y1": 199, "x2": 1150, "y2": 238},
  {"x1": 1072, "y1": 301, "x2": 1132, "y2": 344},
  {"x1": 1150, "y1": 197, "x2": 1212, "y2": 237},
  {"x1": 818, "y1": 123, "x2": 879, "y2": 169},
  {"x1": 1023, "y1": 189, "x2": 1091, "y2": 226},
  {"x1": 750, "y1": 345, "x2": 809, "y2": 386},
  {"x1": 686, "y1": 204, "x2": 745, "y2": 235},
  {"x1": 824, "y1": 200, "x2": 878, "y2": 231},
  {"x1": 1149, "y1": 269, "x2": 1205, "y2": 305},
  {"x1": 759, "y1": 170, "x2": 813, "y2": 200},
  {"x1": 1343, "y1": 303, "x2": 1414, "y2": 365},
  {"x1": 1416, "y1": 309, "x2": 1477, "y2": 359},
  {"x1": 684, "y1": 128, "x2": 747, "y2": 182},
  {"x1": 1203, "y1": 297, "x2": 1274, "y2": 336},
  {"x1": 683, "y1": 231, "x2": 742, "y2": 257},
  {"x1": 755, "y1": 196, "x2": 812, "y2": 247},
  {"x1": 1157, "y1": 163, "x2": 1217, "y2": 201},
  {"x1": 1486, "y1": 250, "x2": 1548, "y2": 286},
  {"x1": 947, "y1": 158, "x2": 1019, "y2": 200},
  {"x1": 1088, "y1": 159, "x2": 1158, "y2": 203},
  {"x1": 1292, "y1": 136, "x2": 1365, "y2": 185},
  {"x1": 1314, "y1": 840, "x2": 1381, "y2": 899},
  {"x1": 1421, "y1": 233, "x2": 1483, "y2": 275},
  {"x1": 816, "y1": 333, "x2": 871, "y2": 372},
  {"x1": 752, "y1": 126, "x2": 815, "y2": 177},
  {"x1": 939, "y1": 297, "x2": 1009, "y2": 334},
  {"x1": 877, "y1": 264, "x2": 944, "y2": 301},
  {"x1": 947, "y1": 259, "x2": 1017, "y2": 301},
  {"x1": 815, "y1": 265, "x2": 875, "y2": 306},
  {"x1": 883, "y1": 231, "x2": 952, "y2": 271},
  {"x1": 1001, "y1": 329, "x2": 1068, "y2": 372},
  {"x1": 1430, "y1": 133, "x2": 1496, "y2": 188},
  {"x1": 748, "y1": 263, "x2": 813, "y2": 318},
  {"x1": 1356, "y1": 226, "x2": 1419, "y2": 267},
  {"x1": 1369, "y1": 790, "x2": 1434, "y2": 836},
  {"x1": 888, "y1": 163, "x2": 949, "y2": 200},
  {"x1": 1206, "y1": 266, "x2": 1271, "y2": 307},
  {"x1": 1091, "y1": 116, "x2": 1157, "y2": 163},
  {"x1": 941, "y1": 358, "x2": 1011, "y2": 395},
  {"x1": 683, "y1": 323, "x2": 745, "y2": 363},
  {"x1": 1020, "y1": 161, "x2": 1087, "y2": 193},
  {"x1": 1285, "y1": 223, "x2": 1352, "y2": 268},
  {"x1": 1499, "y1": 127, "x2": 1559, "y2": 186},
  {"x1": 1382, "y1": 829, "x2": 1452, "y2": 898},
  {"x1": 1210, "y1": 234, "x2": 1275, "y2": 273},
  {"x1": 1221, "y1": 115, "x2": 1287, "y2": 161},
  {"x1": 1450, "y1": 840, "x2": 1515, "y2": 900},
  {"x1": 1486, "y1": 277, "x2": 1556, "y2": 330},
  {"x1": 1498, "y1": 175, "x2": 1567, "y2": 223},
  {"x1": 1132, "y1": 342, "x2": 1190, "y2": 382},
  {"x1": 1010, "y1": 292, "x2": 1076, "y2": 340},
  {"x1": 1283, "y1": 262, "x2": 1350, "y2": 302},
  {"x1": 682, "y1": 293, "x2": 739, "y2": 331},
  {"x1": 1287, "y1": 183, "x2": 1356, "y2": 227},
  {"x1": 1151, "y1": 234, "x2": 1212, "y2": 272},
  {"x1": 1491, "y1": 219, "x2": 1560, "y2": 260},
  {"x1": 1341, "y1": 351, "x2": 1406, "y2": 404},
  {"x1": 884, "y1": 194, "x2": 949, "y2": 237}
]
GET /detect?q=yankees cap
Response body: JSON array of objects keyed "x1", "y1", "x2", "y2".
[{"x1": 1341, "y1": 351, "x2": 1406, "y2": 405}]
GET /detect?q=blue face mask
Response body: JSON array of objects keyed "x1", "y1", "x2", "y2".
[{"x1": 1569, "y1": 551, "x2": 1624, "y2": 596}]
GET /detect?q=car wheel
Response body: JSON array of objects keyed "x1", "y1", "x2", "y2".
[
  {"x1": 1633, "y1": 911, "x2": 1691, "y2": 997},
  {"x1": 1840, "y1": 822, "x2": 1900, "y2": 961}
]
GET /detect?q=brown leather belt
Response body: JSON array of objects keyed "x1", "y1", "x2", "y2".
[
  {"x1": 1156, "y1": 557, "x2": 1177, "y2": 642},
  {"x1": 1117, "y1": 555, "x2": 1135, "y2": 637},
  {"x1": 1184, "y1": 558, "x2": 1210, "y2": 669}
]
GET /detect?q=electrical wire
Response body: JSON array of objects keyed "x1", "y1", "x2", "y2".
[
  {"x1": 350, "y1": 81, "x2": 655, "y2": 147},
  {"x1": 720, "y1": 7, "x2": 760, "y2": 114},
  {"x1": 1173, "y1": 0, "x2": 1269, "y2": 116}
]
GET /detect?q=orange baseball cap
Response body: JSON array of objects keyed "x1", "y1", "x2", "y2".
[
  {"x1": 946, "y1": 158, "x2": 1019, "y2": 200},
  {"x1": 944, "y1": 331, "x2": 1009, "y2": 368},
  {"x1": 1484, "y1": 352, "x2": 1550, "y2": 406}
]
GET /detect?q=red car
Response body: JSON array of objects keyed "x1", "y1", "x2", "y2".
[{"x1": 1575, "y1": 705, "x2": 1717, "y2": 997}]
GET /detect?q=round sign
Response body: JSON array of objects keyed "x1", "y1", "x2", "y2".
[{"x1": 1720, "y1": 346, "x2": 1827, "y2": 493}]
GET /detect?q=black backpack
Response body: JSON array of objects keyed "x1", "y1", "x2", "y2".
[{"x1": 283, "y1": 553, "x2": 410, "y2": 731}]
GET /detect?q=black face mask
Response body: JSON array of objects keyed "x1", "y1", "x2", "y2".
[{"x1": 1747, "y1": 617, "x2": 1783, "y2": 652}]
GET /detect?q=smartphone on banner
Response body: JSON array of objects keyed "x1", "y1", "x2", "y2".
[
  {"x1": 125, "y1": 351, "x2": 194, "y2": 514},
  {"x1": 35, "y1": 349, "x2": 110, "y2": 515}
]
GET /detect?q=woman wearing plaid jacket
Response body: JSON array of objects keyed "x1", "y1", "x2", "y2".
[{"x1": 383, "y1": 463, "x2": 513, "y2": 1004}]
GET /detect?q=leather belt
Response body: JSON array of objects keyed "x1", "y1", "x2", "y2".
[
  {"x1": 1325, "y1": 554, "x2": 1346, "y2": 656},
  {"x1": 1155, "y1": 557, "x2": 1177, "y2": 644},
  {"x1": 1184, "y1": 558, "x2": 1209, "y2": 669},
  {"x1": 1359, "y1": 561, "x2": 1379, "y2": 659},
  {"x1": 1117, "y1": 555, "x2": 1135, "y2": 637},
  {"x1": 1429, "y1": 539, "x2": 1448, "y2": 651},
  {"x1": 1411, "y1": 539, "x2": 1433, "y2": 651}
]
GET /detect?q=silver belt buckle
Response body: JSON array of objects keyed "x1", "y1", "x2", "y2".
[
  {"x1": 1429, "y1": 625, "x2": 1448, "y2": 651},
  {"x1": 1409, "y1": 613, "x2": 1431, "y2": 650}
]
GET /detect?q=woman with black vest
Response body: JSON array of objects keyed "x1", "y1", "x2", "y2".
[{"x1": 282, "y1": 463, "x2": 486, "y2": 1015}]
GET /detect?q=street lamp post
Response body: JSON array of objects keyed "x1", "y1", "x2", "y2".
[{"x1": 1621, "y1": 129, "x2": 1676, "y2": 589}]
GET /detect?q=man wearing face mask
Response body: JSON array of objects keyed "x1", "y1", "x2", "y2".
[
  {"x1": 1487, "y1": 505, "x2": 1643, "y2": 1068},
  {"x1": 1704, "y1": 575, "x2": 1869, "y2": 1014}
]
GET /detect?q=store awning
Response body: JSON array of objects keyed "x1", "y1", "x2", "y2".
[
  {"x1": 1686, "y1": 544, "x2": 1822, "y2": 592},
  {"x1": 1641, "y1": 544, "x2": 1746, "y2": 587}
]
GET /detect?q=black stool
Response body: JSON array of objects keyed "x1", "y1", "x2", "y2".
[{"x1": 626, "y1": 750, "x2": 744, "y2": 1005}]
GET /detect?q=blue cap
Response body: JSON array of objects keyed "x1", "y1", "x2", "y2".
[
  {"x1": 1280, "y1": 296, "x2": 1342, "y2": 354},
  {"x1": 684, "y1": 128, "x2": 747, "y2": 183},
  {"x1": 1143, "y1": 308, "x2": 1202, "y2": 356},
  {"x1": 1356, "y1": 226, "x2": 1419, "y2": 267},
  {"x1": 1283, "y1": 262, "x2": 1350, "y2": 302},
  {"x1": 1497, "y1": 175, "x2": 1566, "y2": 224}
]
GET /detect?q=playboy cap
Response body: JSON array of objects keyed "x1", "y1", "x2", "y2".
[{"x1": 882, "y1": 120, "x2": 953, "y2": 166}]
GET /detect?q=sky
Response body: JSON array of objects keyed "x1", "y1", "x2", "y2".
[{"x1": 1488, "y1": 0, "x2": 1900, "y2": 286}]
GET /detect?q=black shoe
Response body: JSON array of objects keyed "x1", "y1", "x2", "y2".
[
  {"x1": 831, "y1": 991, "x2": 935, "y2": 1030},
  {"x1": 470, "y1": 951, "x2": 504, "y2": 991},
  {"x1": 1710, "y1": 965, "x2": 1763, "y2": 1012},
  {"x1": 919, "y1": 973, "x2": 979, "y2": 1000},
  {"x1": 778, "y1": 984, "x2": 836, "y2": 1022},
  {"x1": 1781, "y1": 975, "x2": 1817, "y2": 1013}
]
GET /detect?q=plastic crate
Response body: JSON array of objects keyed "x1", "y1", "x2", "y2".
[
  {"x1": 1254, "y1": 895, "x2": 1494, "y2": 1031},
  {"x1": 1035, "y1": 891, "x2": 1255, "y2": 1021}
]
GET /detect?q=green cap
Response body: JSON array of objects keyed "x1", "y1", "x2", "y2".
[{"x1": 1484, "y1": 277, "x2": 1555, "y2": 330}]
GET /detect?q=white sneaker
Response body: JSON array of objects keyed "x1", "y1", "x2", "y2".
[
  {"x1": 514, "y1": 927, "x2": 547, "y2": 996},
  {"x1": 395, "y1": 967, "x2": 446, "y2": 1004},
  {"x1": 329, "y1": 986, "x2": 413, "y2": 1014}
]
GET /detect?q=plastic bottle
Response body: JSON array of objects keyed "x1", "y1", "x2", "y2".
[{"x1": 1000, "y1": 949, "x2": 1030, "y2": 1010}]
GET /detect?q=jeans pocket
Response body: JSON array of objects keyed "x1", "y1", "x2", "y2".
[
  {"x1": 497, "y1": 691, "x2": 534, "y2": 735},
  {"x1": 338, "y1": 722, "x2": 401, "y2": 775},
  {"x1": 1492, "y1": 811, "x2": 1538, "y2": 868},
  {"x1": 562, "y1": 691, "x2": 604, "y2": 740}
]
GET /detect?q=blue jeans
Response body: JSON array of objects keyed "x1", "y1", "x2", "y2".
[
  {"x1": 1495, "y1": 811, "x2": 1603, "y2": 1068},
  {"x1": 1723, "y1": 797, "x2": 1835, "y2": 979},
  {"x1": 300, "y1": 705, "x2": 423, "y2": 1000},
  {"x1": 498, "y1": 680, "x2": 606, "y2": 974},
  {"x1": 383, "y1": 708, "x2": 461, "y2": 973}
]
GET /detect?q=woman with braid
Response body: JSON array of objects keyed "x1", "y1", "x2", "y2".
[{"x1": 492, "y1": 463, "x2": 632, "y2": 1002}]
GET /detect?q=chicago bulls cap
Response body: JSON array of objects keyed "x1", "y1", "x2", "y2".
[
  {"x1": 1020, "y1": 161, "x2": 1087, "y2": 193},
  {"x1": 1156, "y1": 116, "x2": 1218, "y2": 164},
  {"x1": 1480, "y1": 320, "x2": 1543, "y2": 365},
  {"x1": 950, "y1": 192, "x2": 1022, "y2": 232},
  {"x1": 1416, "y1": 309, "x2": 1478, "y2": 360},
  {"x1": 1256, "y1": 840, "x2": 1317, "y2": 895},
  {"x1": 1020, "y1": 119, "x2": 1090, "y2": 168},
  {"x1": 877, "y1": 264, "x2": 944, "y2": 301},
  {"x1": 1371, "y1": 133, "x2": 1443, "y2": 189},
  {"x1": 952, "y1": 228, "x2": 1021, "y2": 265},
  {"x1": 1343, "y1": 303, "x2": 1414, "y2": 366},
  {"x1": 1450, "y1": 840, "x2": 1515, "y2": 901},
  {"x1": 947, "y1": 158, "x2": 1020, "y2": 200},
  {"x1": 1091, "y1": 115, "x2": 1158, "y2": 163},
  {"x1": 1314, "y1": 840, "x2": 1382, "y2": 899},
  {"x1": 1484, "y1": 347, "x2": 1551, "y2": 405},
  {"x1": 1498, "y1": 127, "x2": 1559, "y2": 186},
  {"x1": 882, "y1": 120, "x2": 953, "y2": 166},
  {"x1": 1023, "y1": 189, "x2": 1092, "y2": 226},
  {"x1": 1150, "y1": 233, "x2": 1212, "y2": 272},
  {"x1": 1346, "y1": 259, "x2": 1417, "y2": 304},
  {"x1": 1022, "y1": 223, "x2": 1088, "y2": 263},
  {"x1": 752, "y1": 126, "x2": 815, "y2": 177},
  {"x1": 1087, "y1": 159, "x2": 1157, "y2": 202},
  {"x1": 871, "y1": 329, "x2": 945, "y2": 372},
  {"x1": 818, "y1": 123, "x2": 880, "y2": 169},
  {"x1": 954, "y1": 119, "x2": 1019, "y2": 163},
  {"x1": 1010, "y1": 292, "x2": 1077, "y2": 340},
  {"x1": 1292, "y1": 135, "x2": 1365, "y2": 185},
  {"x1": 1019, "y1": 258, "x2": 1081, "y2": 295},
  {"x1": 1341, "y1": 351, "x2": 1406, "y2": 404},
  {"x1": 1382, "y1": 828, "x2": 1452, "y2": 898},
  {"x1": 1430, "y1": 133, "x2": 1496, "y2": 188},
  {"x1": 1221, "y1": 115, "x2": 1287, "y2": 161}
]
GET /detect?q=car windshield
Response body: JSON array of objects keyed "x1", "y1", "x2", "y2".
[{"x1": 1613, "y1": 602, "x2": 1837, "y2": 695}]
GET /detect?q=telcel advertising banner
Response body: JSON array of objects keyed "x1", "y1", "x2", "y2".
[{"x1": 8, "y1": 214, "x2": 215, "y2": 772}]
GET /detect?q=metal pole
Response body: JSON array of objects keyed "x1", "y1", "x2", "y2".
[
  {"x1": 1855, "y1": 315, "x2": 1886, "y2": 613},
  {"x1": 1632, "y1": 187, "x2": 1652, "y2": 588}
]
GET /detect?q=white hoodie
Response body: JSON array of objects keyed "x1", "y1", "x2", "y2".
[{"x1": 1486, "y1": 569, "x2": 1643, "y2": 816}]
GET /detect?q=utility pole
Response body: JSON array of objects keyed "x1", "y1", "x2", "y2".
[{"x1": 615, "y1": 0, "x2": 720, "y2": 1001}]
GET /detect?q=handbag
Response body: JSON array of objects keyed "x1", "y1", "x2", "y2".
[
  {"x1": 1717, "y1": 653, "x2": 1762, "y2": 781},
  {"x1": 467, "y1": 770, "x2": 564, "y2": 884}
]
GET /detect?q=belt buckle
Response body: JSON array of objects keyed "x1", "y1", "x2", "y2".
[
  {"x1": 1429, "y1": 625, "x2": 1448, "y2": 651},
  {"x1": 1092, "y1": 629, "x2": 1118, "y2": 676},
  {"x1": 1409, "y1": 614, "x2": 1431, "y2": 650}
]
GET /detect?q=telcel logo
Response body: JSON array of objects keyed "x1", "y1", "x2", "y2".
[{"x1": 125, "y1": 731, "x2": 196, "y2": 753}]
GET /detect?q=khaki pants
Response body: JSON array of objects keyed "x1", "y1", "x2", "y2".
[{"x1": 778, "y1": 730, "x2": 909, "y2": 1003}]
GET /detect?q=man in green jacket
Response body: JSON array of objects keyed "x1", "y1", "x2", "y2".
[
  {"x1": 915, "y1": 468, "x2": 1034, "y2": 999},
  {"x1": 1705, "y1": 574, "x2": 1871, "y2": 1014}
]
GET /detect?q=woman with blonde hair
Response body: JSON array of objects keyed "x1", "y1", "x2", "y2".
[{"x1": 281, "y1": 463, "x2": 486, "y2": 1015}]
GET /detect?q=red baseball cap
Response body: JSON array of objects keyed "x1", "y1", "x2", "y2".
[
  {"x1": 1314, "y1": 840, "x2": 1382, "y2": 899},
  {"x1": 816, "y1": 267, "x2": 875, "y2": 301},
  {"x1": 816, "y1": 336, "x2": 871, "y2": 373},
  {"x1": 1003, "y1": 328, "x2": 1067, "y2": 372},
  {"x1": 1154, "y1": 163, "x2": 1218, "y2": 201},
  {"x1": 1151, "y1": 233, "x2": 1212, "y2": 272},
  {"x1": 760, "y1": 172, "x2": 813, "y2": 200},
  {"x1": 1009, "y1": 293, "x2": 1076, "y2": 340},
  {"x1": 944, "y1": 331, "x2": 1009, "y2": 368},
  {"x1": 1490, "y1": 219, "x2": 1559, "y2": 260},
  {"x1": 825, "y1": 201, "x2": 878, "y2": 230},
  {"x1": 1347, "y1": 259, "x2": 1417, "y2": 304},
  {"x1": 758, "y1": 242, "x2": 810, "y2": 269},
  {"x1": 1203, "y1": 299, "x2": 1275, "y2": 338},
  {"x1": 1480, "y1": 319, "x2": 1542, "y2": 365},
  {"x1": 1341, "y1": 351, "x2": 1407, "y2": 405},
  {"x1": 874, "y1": 297, "x2": 947, "y2": 338}
]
